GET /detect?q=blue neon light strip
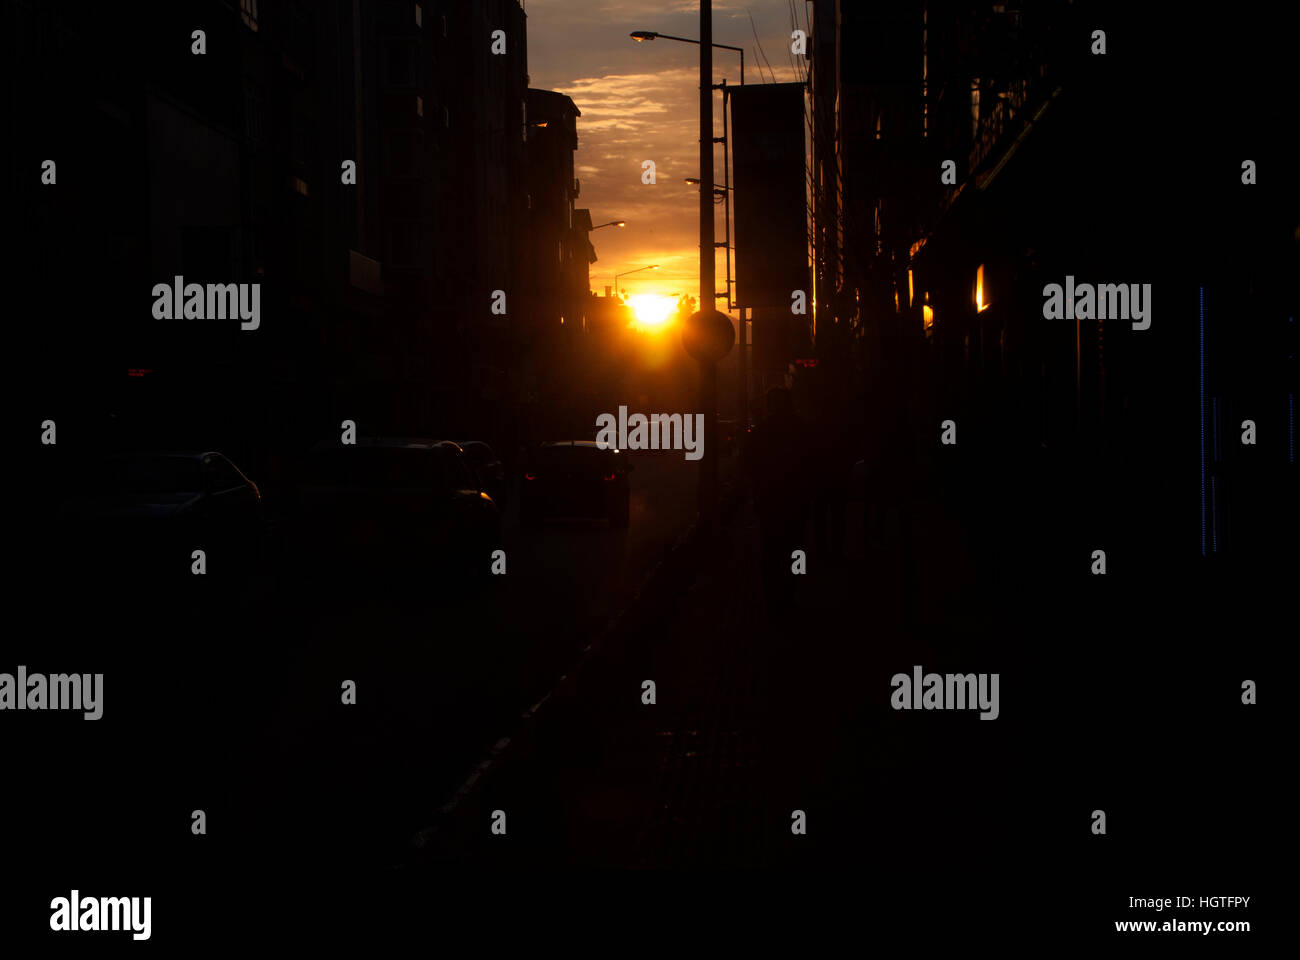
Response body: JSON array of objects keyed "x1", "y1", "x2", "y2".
[{"x1": 1200, "y1": 287, "x2": 1206, "y2": 558}]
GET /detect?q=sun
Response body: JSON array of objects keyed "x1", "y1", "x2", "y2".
[{"x1": 627, "y1": 293, "x2": 676, "y2": 332}]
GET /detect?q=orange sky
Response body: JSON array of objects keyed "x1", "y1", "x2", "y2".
[{"x1": 526, "y1": 1, "x2": 806, "y2": 308}]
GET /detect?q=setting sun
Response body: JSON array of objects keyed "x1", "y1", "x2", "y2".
[{"x1": 627, "y1": 294, "x2": 677, "y2": 332}]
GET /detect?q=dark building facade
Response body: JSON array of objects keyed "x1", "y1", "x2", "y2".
[
  {"x1": 520, "y1": 87, "x2": 590, "y2": 431},
  {"x1": 807, "y1": 0, "x2": 1295, "y2": 577},
  {"x1": 14, "y1": 0, "x2": 531, "y2": 499}
]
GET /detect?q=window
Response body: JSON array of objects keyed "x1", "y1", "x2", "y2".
[
  {"x1": 414, "y1": 3, "x2": 422, "y2": 28},
  {"x1": 205, "y1": 455, "x2": 245, "y2": 491},
  {"x1": 443, "y1": 448, "x2": 476, "y2": 490},
  {"x1": 243, "y1": 81, "x2": 265, "y2": 143},
  {"x1": 290, "y1": 175, "x2": 309, "y2": 196},
  {"x1": 240, "y1": 0, "x2": 258, "y2": 32},
  {"x1": 416, "y1": 95, "x2": 423, "y2": 117}
]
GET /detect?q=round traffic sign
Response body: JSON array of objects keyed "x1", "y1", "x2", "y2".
[{"x1": 681, "y1": 309, "x2": 735, "y2": 362}]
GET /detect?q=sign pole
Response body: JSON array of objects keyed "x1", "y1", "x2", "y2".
[{"x1": 699, "y1": 0, "x2": 716, "y2": 528}]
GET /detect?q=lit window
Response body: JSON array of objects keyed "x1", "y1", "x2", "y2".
[
  {"x1": 976, "y1": 264, "x2": 990, "y2": 312},
  {"x1": 443, "y1": 106, "x2": 450, "y2": 128},
  {"x1": 414, "y1": 4, "x2": 422, "y2": 27},
  {"x1": 416, "y1": 95, "x2": 423, "y2": 117},
  {"x1": 240, "y1": 0, "x2": 258, "y2": 32},
  {"x1": 290, "y1": 175, "x2": 309, "y2": 196}
]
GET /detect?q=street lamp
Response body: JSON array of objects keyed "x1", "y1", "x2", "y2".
[
  {"x1": 592, "y1": 220, "x2": 627, "y2": 230},
  {"x1": 636, "y1": 18, "x2": 747, "y2": 525},
  {"x1": 684, "y1": 178, "x2": 730, "y2": 198},
  {"x1": 614, "y1": 263, "x2": 659, "y2": 298},
  {"x1": 629, "y1": 31, "x2": 743, "y2": 85}
]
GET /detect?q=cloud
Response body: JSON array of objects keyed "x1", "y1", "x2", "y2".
[{"x1": 526, "y1": 0, "x2": 803, "y2": 299}]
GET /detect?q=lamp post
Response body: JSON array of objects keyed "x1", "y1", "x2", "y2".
[
  {"x1": 630, "y1": 30, "x2": 743, "y2": 86},
  {"x1": 634, "y1": 18, "x2": 745, "y2": 526},
  {"x1": 592, "y1": 221, "x2": 627, "y2": 230},
  {"x1": 614, "y1": 263, "x2": 659, "y2": 298}
]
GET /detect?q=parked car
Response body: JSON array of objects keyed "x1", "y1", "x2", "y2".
[
  {"x1": 54, "y1": 450, "x2": 264, "y2": 582},
  {"x1": 521, "y1": 441, "x2": 632, "y2": 528},
  {"x1": 293, "y1": 437, "x2": 499, "y2": 578},
  {"x1": 457, "y1": 440, "x2": 507, "y2": 509}
]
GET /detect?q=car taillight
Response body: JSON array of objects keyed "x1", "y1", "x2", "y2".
[
  {"x1": 604, "y1": 473, "x2": 616, "y2": 481},
  {"x1": 525, "y1": 473, "x2": 535, "y2": 481}
]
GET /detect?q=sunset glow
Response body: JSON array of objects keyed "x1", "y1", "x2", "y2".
[{"x1": 627, "y1": 293, "x2": 677, "y2": 332}]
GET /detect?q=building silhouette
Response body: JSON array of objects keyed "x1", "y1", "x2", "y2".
[{"x1": 15, "y1": 0, "x2": 552, "y2": 496}]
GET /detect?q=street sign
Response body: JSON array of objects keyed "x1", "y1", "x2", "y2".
[
  {"x1": 681, "y1": 309, "x2": 735, "y2": 362},
  {"x1": 731, "y1": 83, "x2": 809, "y2": 309}
]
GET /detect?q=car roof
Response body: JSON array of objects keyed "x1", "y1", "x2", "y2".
[
  {"x1": 310, "y1": 437, "x2": 461, "y2": 453},
  {"x1": 107, "y1": 451, "x2": 221, "y2": 461},
  {"x1": 536, "y1": 441, "x2": 625, "y2": 457}
]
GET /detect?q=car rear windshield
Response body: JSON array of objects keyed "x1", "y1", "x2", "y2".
[
  {"x1": 308, "y1": 448, "x2": 449, "y2": 490},
  {"x1": 111, "y1": 457, "x2": 203, "y2": 494}
]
